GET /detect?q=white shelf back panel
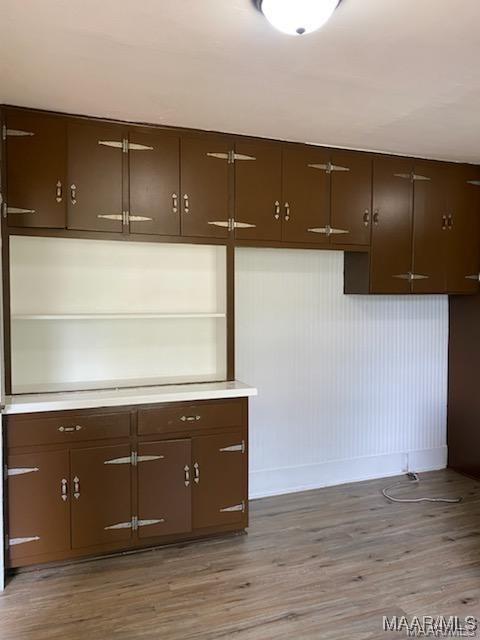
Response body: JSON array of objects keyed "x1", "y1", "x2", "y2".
[
  {"x1": 10, "y1": 236, "x2": 226, "y2": 315},
  {"x1": 10, "y1": 237, "x2": 227, "y2": 393}
]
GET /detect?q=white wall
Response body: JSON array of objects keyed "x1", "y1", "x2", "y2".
[{"x1": 235, "y1": 248, "x2": 449, "y2": 499}]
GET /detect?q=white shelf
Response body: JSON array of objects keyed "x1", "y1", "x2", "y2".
[{"x1": 12, "y1": 312, "x2": 226, "y2": 320}]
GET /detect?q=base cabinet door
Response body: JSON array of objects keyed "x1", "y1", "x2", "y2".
[
  {"x1": 7, "y1": 450, "x2": 70, "y2": 565},
  {"x1": 137, "y1": 439, "x2": 191, "y2": 538},
  {"x1": 370, "y1": 157, "x2": 413, "y2": 293},
  {"x1": 70, "y1": 444, "x2": 133, "y2": 549},
  {"x1": 192, "y1": 431, "x2": 247, "y2": 529},
  {"x1": 180, "y1": 135, "x2": 231, "y2": 238},
  {"x1": 5, "y1": 111, "x2": 66, "y2": 229},
  {"x1": 234, "y1": 140, "x2": 282, "y2": 242},
  {"x1": 282, "y1": 145, "x2": 330, "y2": 244},
  {"x1": 128, "y1": 129, "x2": 180, "y2": 236},
  {"x1": 67, "y1": 122, "x2": 125, "y2": 233}
]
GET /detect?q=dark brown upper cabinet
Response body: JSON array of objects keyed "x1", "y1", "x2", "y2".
[
  {"x1": 7, "y1": 450, "x2": 70, "y2": 564},
  {"x1": 70, "y1": 444, "x2": 133, "y2": 549},
  {"x1": 234, "y1": 139, "x2": 283, "y2": 242},
  {"x1": 369, "y1": 156, "x2": 414, "y2": 294},
  {"x1": 137, "y1": 439, "x2": 191, "y2": 538},
  {"x1": 444, "y1": 165, "x2": 480, "y2": 294},
  {"x1": 128, "y1": 129, "x2": 180, "y2": 236},
  {"x1": 180, "y1": 134, "x2": 231, "y2": 238},
  {"x1": 192, "y1": 431, "x2": 246, "y2": 530},
  {"x1": 282, "y1": 144, "x2": 330, "y2": 244},
  {"x1": 329, "y1": 150, "x2": 372, "y2": 246},
  {"x1": 67, "y1": 122, "x2": 125, "y2": 233},
  {"x1": 5, "y1": 110, "x2": 66, "y2": 229}
]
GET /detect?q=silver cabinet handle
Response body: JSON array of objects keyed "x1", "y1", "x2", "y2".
[
  {"x1": 442, "y1": 214, "x2": 448, "y2": 230},
  {"x1": 56, "y1": 180, "x2": 63, "y2": 203},
  {"x1": 363, "y1": 209, "x2": 370, "y2": 226},
  {"x1": 274, "y1": 200, "x2": 280, "y2": 220},
  {"x1": 184, "y1": 465, "x2": 190, "y2": 487},
  {"x1": 183, "y1": 193, "x2": 190, "y2": 213},
  {"x1": 284, "y1": 202, "x2": 290, "y2": 221},
  {"x1": 58, "y1": 425, "x2": 82, "y2": 433},
  {"x1": 447, "y1": 213, "x2": 453, "y2": 230},
  {"x1": 172, "y1": 193, "x2": 178, "y2": 214},
  {"x1": 180, "y1": 415, "x2": 201, "y2": 422},
  {"x1": 193, "y1": 462, "x2": 200, "y2": 484},
  {"x1": 73, "y1": 476, "x2": 80, "y2": 499},
  {"x1": 373, "y1": 209, "x2": 379, "y2": 225},
  {"x1": 61, "y1": 478, "x2": 68, "y2": 502},
  {"x1": 70, "y1": 184, "x2": 77, "y2": 205}
]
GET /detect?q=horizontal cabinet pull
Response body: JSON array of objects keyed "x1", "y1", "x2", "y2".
[
  {"x1": 467, "y1": 180, "x2": 480, "y2": 186},
  {"x1": 180, "y1": 415, "x2": 201, "y2": 422},
  {"x1": 308, "y1": 162, "x2": 350, "y2": 173},
  {"x1": 307, "y1": 225, "x2": 349, "y2": 236},
  {"x1": 220, "y1": 501, "x2": 245, "y2": 513},
  {"x1": 58, "y1": 425, "x2": 82, "y2": 433},
  {"x1": 7, "y1": 207, "x2": 36, "y2": 215},
  {"x1": 393, "y1": 272, "x2": 429, "y2": 282},
  {"x1": 465, "y1": 274, "x2": 480, "y2": 281},
  {"x1": 7, "y1": 467, "x2": 39, "y2": 476},
  {"x1": 10, "y1": 536, "x2": 40, "y2": 546},
  {"x1": 219, "y1": 442, "x2": 245, "y2": 453}
]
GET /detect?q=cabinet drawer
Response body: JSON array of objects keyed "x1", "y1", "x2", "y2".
[
  {"x1": 6, "y1": 411, "x2": 131, "y2": 448},
  {"x1": 138, "y1": 400, "x2": 243, "y2": 435}
]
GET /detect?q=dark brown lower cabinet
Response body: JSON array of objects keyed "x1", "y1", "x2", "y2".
[
  {"x1": 137, "y1": 440, "x2": 191, "y2": 538},
  {"x1": 6, "y1": 398, "x2": 249, "y2": 568},
  {"x1": 192, "y1": 431, "x2": 246, "y2": 529},
  {"x1": 70, "y1": 444, "x2": 133, "y2": 549},
  {"x1": 7, "y1": 450, "x2": 70, "y2": 564}
]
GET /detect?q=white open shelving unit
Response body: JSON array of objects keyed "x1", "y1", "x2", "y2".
[{"x1": 9, "y1": 236, "x2": 228, "y2": 394}]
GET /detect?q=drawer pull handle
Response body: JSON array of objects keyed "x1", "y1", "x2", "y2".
[
  {"x1": 180, "y1": 415, "x2": 201, "y2": 422},
  {"x1": 56, "y1": 180, "x2": 63, "y2": 203},
  {"x1": 193, "y1": 462, "x2": 200, "y2": 484},
  {"x1": 172, "y1": 193, "x2": 178, "y2": 214},
  {"x1": 58, "y1": 425, "x2": 82, "y2": 433},
  {"x1": 61, "y1": 478, "x2": 68, "y2": 502},
  {"x1": 184, "y1": 464, "x2": 190, "y2": 487},
  {"x1": 274, "y1": 200, "x2": 281, "y2": 220},
  {"x1": 70, "y1": 184, "x2": 77, "y2": 205},
  {"x1": 73, "y1": 476, "x2": 80, "y2": 499}
]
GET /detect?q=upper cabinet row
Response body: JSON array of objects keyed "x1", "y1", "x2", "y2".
[{"x1": 3, "y1": 110, "x2": 370, "y2": 244}]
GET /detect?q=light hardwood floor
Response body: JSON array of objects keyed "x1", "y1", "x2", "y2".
[{"x1": 1, "y1": 470, "x2": 479, "y2": 640}]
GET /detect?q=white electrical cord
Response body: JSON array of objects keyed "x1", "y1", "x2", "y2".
[{"x1": 382, "y1": 472, "x2": 463, "y2": 504}]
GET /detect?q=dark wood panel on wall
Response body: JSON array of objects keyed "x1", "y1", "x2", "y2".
[
  {"x1": 448, "y1": 294, "x2": 480, "y2": 478},
  {"x1": 281, "y1": 144, "x2": 330, "y2": 244},
  {"x1": 5, "y1": 111, "x2": 66, "y2": 229},
  {"x1": 234, "y1": 139, "x2": 282, "y2": 242},
  {"x1": 67, "y1": 122, "x2": 125, "y2": 233},
  {"x1": 128, "y1": 129, "x2": 180, "y2": 236},
  {"x1": 180, "y1": 134, "x2": 231, "y2": 238},
  {"x1": 369, "y1": 156, "x2": 413, "y2": 294}
]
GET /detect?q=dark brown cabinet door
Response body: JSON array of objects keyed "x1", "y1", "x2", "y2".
[
  {"x1": 411, "y1": 161, "x2": 448, "y2": 293},
  {"x1": 282, "y1": 145, "x2": 330, "y2": 244},
  {"x1": 444, "y1": 166, "x2": 480, "y2": 293},
  {"x1": 67, "y1": 122, "x2": 125, "y2": 233},
  {"x1": 234, "y1": 140, "x2": 282, "y2": 241},
  {"x1": 5, "y1": 111, "x2": 66, "y2": 229},
  {"x1": 70, "y1": 444, "x2": 132, "y2": 549},
  {"x1": 7, "y1": 450, "x2": 70, "y2": 565},
  {"x1": 128, "y1": 129, "x2": 180, "y2": 236},
  {"x1": 137, "y1": 439, "x2": 191, "y2": 538},
  {"x1": 180, "y1": 134, "x2": 231, "y2": 238},
  {"x1": 330, "y1": 151, "x2": 372, "y2": 246},
  {"x1": 370, "y1": 157, "x2": 414, "y2": 293},
  {"x1": 192, "y1": 431, "x2": 246, "y2": 530}
]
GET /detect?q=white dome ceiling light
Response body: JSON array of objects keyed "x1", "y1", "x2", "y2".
[{"x1": 256, "y1": 0, "x2": 341, "y2": 36}]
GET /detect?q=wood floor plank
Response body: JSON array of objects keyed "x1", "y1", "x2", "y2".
[{"x1": 1, "y1": 470, "x2": 479, "y2": 640}]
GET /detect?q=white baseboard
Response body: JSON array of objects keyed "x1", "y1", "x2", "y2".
[{"x1": 249, "y1": 446, "x2": 448, "y2": 500}]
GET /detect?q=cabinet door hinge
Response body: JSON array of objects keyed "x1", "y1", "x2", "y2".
[
  {"x1": 465, "y1": 274, "x2": 480, "y2": 281},
  {"x1": 220, "y1": 501, "x2": 245, "y2": 513},
  {"x1": 219, "y1": 441, "x2": 245, "y2": 453},
  {"x1": 3, "y1": 125, "x2": 35, "y2": 140}
]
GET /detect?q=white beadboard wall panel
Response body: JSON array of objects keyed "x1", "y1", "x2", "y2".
[{"x1": 235, "y1": 249, "x2": 448, "y2": 498}]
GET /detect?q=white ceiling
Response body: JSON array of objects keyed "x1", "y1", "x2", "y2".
[{"x1": 1, "y1": 0, "x2": 480, "y2": 162}]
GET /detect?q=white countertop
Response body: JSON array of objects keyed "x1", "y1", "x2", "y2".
[{"x1": 4, "y1": 380, "x2": 257, "y2": 414}]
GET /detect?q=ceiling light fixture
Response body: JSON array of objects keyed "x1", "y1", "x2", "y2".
[{"x1": 256, "y1": 0, "x2": 341, "y2": 36}]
